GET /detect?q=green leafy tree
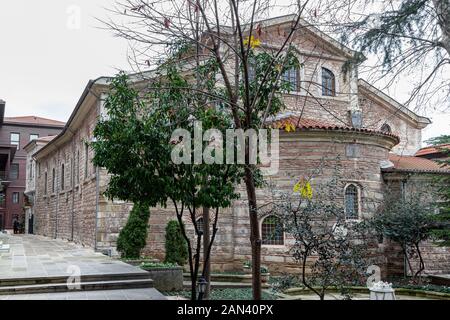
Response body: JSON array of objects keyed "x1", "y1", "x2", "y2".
[
  {"x1": 117, "y1": 202, "x2": 151, "y2": 259},
  {"x1": 164, "y1": 220, "x2": 188, "y2": 266},
  {"x1": 102, "y1": 0, "x2": 309, "y2": 300},
  {"x1": 370, "y1": 190, "x2": 435, "y2": 283},
  {"x1": 93, "y1": 67, "x2": 244, "y2": 300},
  {"x1": 426, "y1": 135, "x2": 450, "y2": 246}
]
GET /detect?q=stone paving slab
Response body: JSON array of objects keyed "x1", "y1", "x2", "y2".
[
  {"x1": 0, "y1": 288, "x2": 167, "y2": 300},
  {"x1": 0, "y1": 234, "x2": 145, "y2": 280}
]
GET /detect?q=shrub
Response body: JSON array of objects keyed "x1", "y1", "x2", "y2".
[
  {"x1": 117, "y1": 202, "x2": 151, "y2": 259},
  {"x1": 164, "y1": 220, "x2": 188, "y2": 266}
]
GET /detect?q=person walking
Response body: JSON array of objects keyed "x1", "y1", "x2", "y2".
[{"x1": 13, "y1": 217, "x2": 19, "y2": 235}]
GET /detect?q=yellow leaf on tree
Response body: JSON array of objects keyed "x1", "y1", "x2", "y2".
[
  {"x1": 293, "y1": 179, "x2": 313, "y2": 200},
  {"x1": 244, "y1": 36, "x2": 261, "y2": 49},
  {"x1": 284, "y1": 121, "x2": 296, "y2": 133}
]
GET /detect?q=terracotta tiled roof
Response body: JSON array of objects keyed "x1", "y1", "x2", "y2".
[
  {"x1": 385, "y1": 154, "x2": 450, "y2": 173},
  {"x1": 415, "y1": 144, "x2": 450, "y2": 157},
  {"x1": 269, "y1": 115, "x2": 399, "y2": 139},
  {"x1": 4, "y1": 116, "x2": 65, "y2": 127}
]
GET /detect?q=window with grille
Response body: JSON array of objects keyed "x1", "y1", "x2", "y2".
[
  {"x1": 197, "y1": 218, "x2": 204, "y2": 235},
  {"x1": 345, "y1": 184, "x2": 359, "y2": 220},
  {"x1": 282, "y1": 67, "x2": 300, "y2": 91},
  {"x1": 322, "y1": 68, "x2": 336, "y2": 96},
  {"x1": 262, "y1": 216, "x2": 284, "y2": 245}
]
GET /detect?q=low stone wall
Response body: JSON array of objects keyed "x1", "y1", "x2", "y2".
[{"x1": 143, "y1": 267, "x2": 184, "y2": 292}]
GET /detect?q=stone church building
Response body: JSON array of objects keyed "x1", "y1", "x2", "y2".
[{"x1": 28, "y1": 15, "x2": 450, "y2": 277}]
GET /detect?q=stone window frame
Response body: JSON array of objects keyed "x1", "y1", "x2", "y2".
[
  {"x1": 321, "y1": 67, "x2": 336, "y2": 97},
  {"x1": 316, "y1": 64, "x2": 340, "y2": 99},
  {"x1": 283, "y1": 54, "x2": 306, "y2": 96},
  {"x1": 344, "y1": 183, "x2": 361, "y2": 221},
  {"x1": 260, "y1": 215, "x2": 285, "y2": 247}
]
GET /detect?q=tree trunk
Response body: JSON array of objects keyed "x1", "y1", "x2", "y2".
[
  {"x1": 203, "y1": 207, "x2": 211, "y2": 300},
  {"x1": 244, "y1": 166, "x2": 262, "y2": 300},
  {"x1": 433, "y1": 0, "x2": 450, "y2": 55}
]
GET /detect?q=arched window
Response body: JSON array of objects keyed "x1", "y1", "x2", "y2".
[
  {"x1": 196, "y1": 217, "x2": 204, "y2": 234},
  {"x1": 282, "y1": 67, "x2": 300, "y2": 91},
  {"x1": 322, "y1": 68, "x2": 336, "y2": 96},
  {"x1": 261, "y1": 216, "x2": 284, "y2": 245},
  {"x1": 381, "y1": 123, "x2": 392, "y2": 134},
  {"x1": 345, "y1": 184, "x2": 360, "y2": 220}
]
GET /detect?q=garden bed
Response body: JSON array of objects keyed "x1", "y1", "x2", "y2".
[
  {"x1": 141, "y1": 262, "x2": 184, "y2": 291},
  {"x1": 164, "y1": 288, "x2": 277, "y2": 300},
  {"x1": 183, "y1": 272, "x2": 271, "y2": 283},
  {"x1": 283, "y1": 286, "x2": 450, "y2": 300}
]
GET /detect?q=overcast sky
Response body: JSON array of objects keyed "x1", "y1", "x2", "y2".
[{"x1": 0, "y1": 0, "x2": 448, "y2": 144}]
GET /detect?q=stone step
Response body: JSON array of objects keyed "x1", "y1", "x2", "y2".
[
  {"x1": 0, "y1": 278, "x2": 154, "y2": 296},
  {"x1": 0, "y1": 272, "x2": 152, "y2": 288},
  {"x1": 0, "y1": 244, "x2": 10, "y2": 253}
]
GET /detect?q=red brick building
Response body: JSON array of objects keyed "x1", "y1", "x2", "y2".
[{"x1": 0, "y1": 100, "x2": 64, "y2": 231}]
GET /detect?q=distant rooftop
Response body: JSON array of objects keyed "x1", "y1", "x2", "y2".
[
  {"x1": 4, "y1": 116, "x2": 65, "y2": 127},
  {"x1": 416, "y1": 144, "x2": 450, "y2": 157},
  {"x1": 383, "y1": 154, "x2": 449, "y2": 174}
]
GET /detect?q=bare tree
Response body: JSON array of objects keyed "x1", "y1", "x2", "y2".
[
  {"x1": 300, "y1": 0, "x2": 450, "y2": 112},
  {"x1": 101, "y1": 0, "x2": 315, "y2": 300}
]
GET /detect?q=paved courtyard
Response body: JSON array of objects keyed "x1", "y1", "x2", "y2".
[
  {"x1": 0, "y1": 234, "x2": 143, "y2": 279},
  {"x1": 0, "y1": 234, "x2": 166, "y2": 300}
]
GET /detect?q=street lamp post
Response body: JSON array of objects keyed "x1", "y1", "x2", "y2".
[{"x1": 197, "y1": 277, "x2": 208, "y2": 301}]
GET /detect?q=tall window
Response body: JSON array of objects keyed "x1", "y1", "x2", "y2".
[
  {"x1": 12, "y1": 192, "x2": 20, "y2": 204},
  {"x1": 261, "y1": 216, "x2": 284, "y2": 245},
  {"x1": 282, "y1": 67, "x2": 300, "y2": 91},
  {"x1": 76, "y1": 150, "x2": 80, "y2": 184},
  {"x1": 196, "y1": 218, "x2": 204, "y2": 234},
  {"x1": 44, "y1": 172, "x2": 48, "y2": 195},
  {"x1": 84, "y1": 144, "x2": 89, "y2": 179},
  {"x1": 322, "y1": 68, "x2": 336, "y2": 96},
  {"x1": 10, "y1": 164, "x2": 19, "y2": 180},
  {"x1": 10, "y1": 133, "x2": 20, "y2": 150},
  {"x1": 52, "y1": 168, "x2": 56, "y2": 194},
  {"x1": 30, "y1": 134, "x2": 39, "y2": 142},
  {"x1": 61, "y1": 164, "x2": 65, "y2": 191},
  {"x1": 345, "y1": 184, "x2": 359, "y2": 220}
]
